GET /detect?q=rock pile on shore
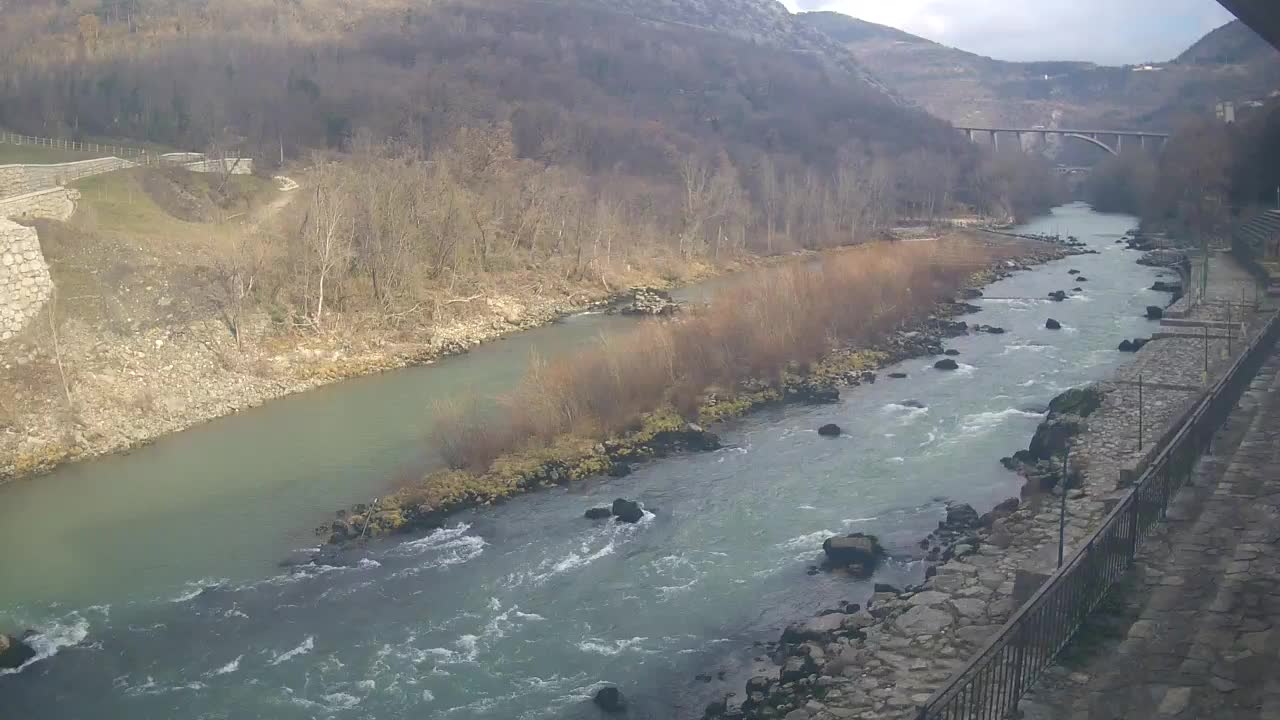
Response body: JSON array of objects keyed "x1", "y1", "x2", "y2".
[
  {"x1": 1000, "y1": 385, "x2": 1104, "y2": 493},
  {"x1": 706, "y1": 494, "x2": 1023, "y2": 720},
  {"x1": 614, "y1": 287, "x2": 680, "y2": 316}
]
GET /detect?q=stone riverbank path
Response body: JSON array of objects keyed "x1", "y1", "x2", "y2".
[{"x1": 1019, "y1": 345, "x2": 1280, "y2": 719}]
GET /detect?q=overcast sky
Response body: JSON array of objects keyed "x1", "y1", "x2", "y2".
[{"x1": 780, "y1": 0, "x2": 1237, "y2": 65}]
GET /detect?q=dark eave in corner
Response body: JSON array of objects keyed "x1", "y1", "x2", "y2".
[{"x1": 1218, "y1": 0, "x2": 1280, "y2": 51}]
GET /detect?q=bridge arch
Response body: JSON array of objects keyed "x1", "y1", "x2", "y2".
[{"x1": 1062, "y1": 133, "x2": 1119, "y2": 156}]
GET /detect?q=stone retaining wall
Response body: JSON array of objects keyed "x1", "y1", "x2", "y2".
[
  {"x1": 0, "y1": 218, "x2": 53, "y2": 341},
  {"x1": 0, "y1": 157, "x2": 132, "y2": 200},
  {"x1": 0, "y1": 187, "x2": 78, "y2": 222}
]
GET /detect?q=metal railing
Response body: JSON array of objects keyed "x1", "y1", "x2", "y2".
[
  {"x1": 917, "y1": 309, "x2": 1280, "y2": 720},
  {"x1": 0, "y1": 130, "x2": 153, "y2": 161}
]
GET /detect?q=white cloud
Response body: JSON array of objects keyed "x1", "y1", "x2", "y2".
[{"x1": 781, "y1": 0, "x2": 1237, "y2": 64}]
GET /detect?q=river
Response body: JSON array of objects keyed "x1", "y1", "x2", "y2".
[{"x1": 0, "y1": 204, "x2": 1173, "y2": 718}]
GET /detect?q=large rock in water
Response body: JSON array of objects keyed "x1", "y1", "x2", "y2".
[
  {"x1": 1146, "y1": 306, "x2": 1164, "y2": 320},
  {"x1": 817, "y1": 423, "x2": 842, "y2": 437},
  {"x1": 822, "y1": 533, "x2": 885, "y2": 577},
  {"x1": 585, "y1": 507, "x2": 613, "y2": 520},
  {"x1": 0, "y1": 633, "x2": 36, "y2": 670},
  {"x1": 593, "y1": 687, "x2": 627, "y2": 713},
  {"x1": 611, "y1": 498, "x2": 644, "y2": 523},
  {"x1": 1045, "y1": 318, "x2": 1062, "y2": 330},
  {"x1": 934, "y1": 358, "x2": 959, "y2": 371}
]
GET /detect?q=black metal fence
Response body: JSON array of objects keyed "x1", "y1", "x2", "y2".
[{"x1": 917, "y1": 310, "x2": 1280, "y2": 720}]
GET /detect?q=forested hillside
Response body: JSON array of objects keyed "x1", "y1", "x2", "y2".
[{"x1": 0, "y1": 0, "x2": 1060, "y2": 266}]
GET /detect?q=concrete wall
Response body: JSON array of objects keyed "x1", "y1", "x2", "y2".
[
  {"x1": 0, "y1": 157, "x2": 133, "y2": 200},
  {"x1": 0, "y1": 187, "x2": 78, "y2": 222},
  {"x1": 0, "y1": 218, "x2": 53, "y2": 341}
]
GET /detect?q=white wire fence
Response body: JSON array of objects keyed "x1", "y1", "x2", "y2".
[{"x1": 0, "y1": 130, "x2": 155, "y2": 162}]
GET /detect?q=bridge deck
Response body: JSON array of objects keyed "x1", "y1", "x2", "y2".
[{"x1": 955, "y1": 127, "x2": 1171, "y2": 137}]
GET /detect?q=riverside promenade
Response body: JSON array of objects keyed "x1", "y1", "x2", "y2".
[
  {"x1": 1012, "y1": 251, "x2": 1280, "y2": 719},
  {"x1": 1018, "y1": 345, "x2": 1280, "y2": 720}
]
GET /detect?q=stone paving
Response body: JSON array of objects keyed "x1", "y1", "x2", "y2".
[{"x1": 1019, "y1": 346, "x2": 1280, "y2": 720}]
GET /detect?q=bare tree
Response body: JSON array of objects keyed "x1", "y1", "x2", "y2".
[{"x1": 300, "y1": 160, "x2": 354, "y2": 328}]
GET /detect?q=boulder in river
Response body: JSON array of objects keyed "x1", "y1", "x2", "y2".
[
  {"x1": 1073, "y1": 287, "x2": 1083, "y2": 292},
  {"x1": 888, "y1": 372, "x2": 908, "y2": 379},
  {"x1": 594, "y1": 687, "x2": 627, "y2": 713},
  {"x1": 1048, "y1": 290, "x2": 1067, "y2": 302},
  {"x1": 817, "y1": 423, "x2": 842, "y2": 437},
  {"x1": 585, "y1": 507, "x2": 613, "y2": 520},
  {"x1": 943, "y1": 349, "x2": 960, "y2": 356},
  {"x1": 974, "y1": 324, "x2": 1006, "y2": 335},
  {"x1": 822, "y1": 533, "x2": 886, "y2": 578},
  {"x1": 1146, "y1": 306, "x2": 1164, "y2": 320},
  {"x1": 1076, "y1": 276, "x2": 1089, "y2": 282},
  {"x1": 611, "y1": 498, "x2": 645, "y2": 523},
  {"x1": 1118, "y1": 339, "x2": 1135, "y2": 352},
  {"x1": 0, "y1": 633, "x2": 36, "y2": 670},
  {"x1": 1068, "y1": 269, "x2": 1080, "y2": 275},
  {"x1": 607, "y1": 462, "x2": 632, "y2": 478},
  {"x1": 1045, "y1": 318, "x2": 1062, "y2": 330},
  {"x1": 1151, "y1": 280, "x2": 1182, "y2": 293},
  {"x1": 934, "y1": 358, "x2": 959, "y2": 371},
  {"x1": 898, "y1": 400, "x2": 926, "y2": 409}
]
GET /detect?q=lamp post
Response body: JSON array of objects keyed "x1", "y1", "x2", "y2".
[{"x1": 1058, "y1": 444, "x2": 1071, "y2": 569}]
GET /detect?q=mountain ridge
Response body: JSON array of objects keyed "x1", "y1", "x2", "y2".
[{"x1": 799, "y1": 13, "x2": 1280, "y2": 134}]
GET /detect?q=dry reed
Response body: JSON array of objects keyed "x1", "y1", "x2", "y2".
[{"x1": 437, "y1": 238, "x2": 1010, "y2": 471}]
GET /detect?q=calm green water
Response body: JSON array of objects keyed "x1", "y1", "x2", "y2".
[{"x1": 0, "y1": 204, "x2": 1173, "y2": 718}]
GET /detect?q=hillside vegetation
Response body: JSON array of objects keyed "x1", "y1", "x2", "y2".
[{"x1": 1, "y1": 0, "x2": 1068, "y2": 328}]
